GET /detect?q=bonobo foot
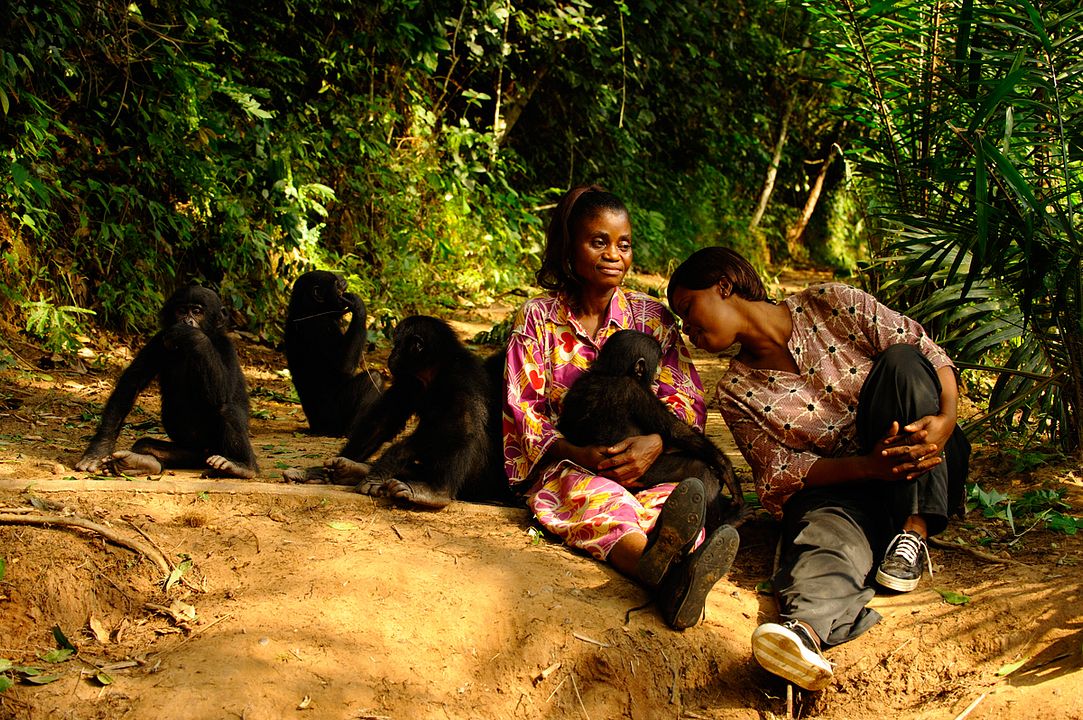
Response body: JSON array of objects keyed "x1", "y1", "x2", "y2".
[
  {"x1": 282, "y1": 466, "x2": 335, "y2": 484},
  {"x1": 107, "y1": 451, "x2": 164, "y2": 476},
  {"x1": 204, "y1": 455, "x2": 257, "y2": 479},
  {"x1": 362, "y1": 478, "x2": 453, "y2": 509},
  {"x1": 324, "y1": 457, "x2": 371, "y2": 484}
]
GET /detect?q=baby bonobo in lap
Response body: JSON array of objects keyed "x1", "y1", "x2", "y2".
[
  {"x1": 558, "y1": 329, "x2": 741, "y2": 527},
  {"x1": 313, "y1": 315, "x2": 504, "y2": 509},
  {"x1": 75, "y1": 285, "x2": 259, "y2": 479}
]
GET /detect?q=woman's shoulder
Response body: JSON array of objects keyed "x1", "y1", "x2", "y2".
[
  {"x1": 790, "y1": 282, "x2": 873, "y2": 312},
  {"x1": 515, "y1": 293, "x2": 562, "y2": 322}
]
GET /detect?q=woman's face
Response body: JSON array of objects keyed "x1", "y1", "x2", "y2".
[
  {"x1": 669, "y1": 282, "x2": 740, "y2": 353},
  {"x1": 571, "y1": 209, "x2": 632, "y2": 292}
]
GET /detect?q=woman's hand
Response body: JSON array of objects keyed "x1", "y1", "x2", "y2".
[
  {"x1": 900, "y1": 413, "x2": 955, "y2": 455},
  {"x1": 867, "y1": 420, "x2": 943, "y2": 481},
  {"x1": 596, "y1": 433, "x2": 664, "y2": 487}
]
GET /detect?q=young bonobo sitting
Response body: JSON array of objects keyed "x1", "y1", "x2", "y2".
[
  {"x1": 284, "y1": 270, "x2": 386, "y2": 436},
  {"x1": 317, "y1": 315, "x2": 501, "y2": 508},
  {"x1": 558, "y1": 329, "x2": 741, "y2": 527},
  {"x1": 75, "y1": 285, "x2": 259, "y2": 479}
]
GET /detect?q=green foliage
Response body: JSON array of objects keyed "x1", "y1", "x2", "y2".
[
  {"x1": 934, "y1": 588, "x2": 971, "y2": 606},
  {"x1": 965, "y1": 482, "x2": 1083, "y2": 535},
  {"x1": 20, "y1": 297, "x2": 94, "y2": 353},
  {"x1": 2, "y1": 0, "x2": 838, "y2": 346},
  {"x1": 800, "y1": 0, "x2": 1083, "y2": 453}
]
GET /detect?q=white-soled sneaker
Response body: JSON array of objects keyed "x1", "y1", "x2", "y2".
[
  {"x1": 875, "y1": 530, "x2": 931, "y2": 592},
  {"x1": 752, "y1": 621, "x2": 834, "y2": 691}
]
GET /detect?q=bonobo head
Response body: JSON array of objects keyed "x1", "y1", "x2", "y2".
[
  {"x1": 288, "y1": 270, "x2": 349, "y2": 316},
  {"x1": 388, "y1": 315, "x2": 462, "y2": 378},
  {"x1": 161, "y1": 285, "x2": 227, "y2": 334},
  {"x1": 594, "y1": 330, "x2": 663, "y2": 386}
]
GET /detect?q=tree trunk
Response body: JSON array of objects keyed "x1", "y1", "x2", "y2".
[
  {"x1": 785, "y1": 143, "x2": 839, "y2": 259},
  {"x1": 748, "y1": 94, "x2": 793, "y2": 232}
]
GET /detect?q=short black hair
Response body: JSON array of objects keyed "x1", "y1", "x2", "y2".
[{"x1": 667, "y1": 247, "x2": 767, "y2": 305}]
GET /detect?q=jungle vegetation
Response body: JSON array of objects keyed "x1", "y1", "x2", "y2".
[{"x1": 1, "y1": 0, "x2": 1080, "y2": 454}]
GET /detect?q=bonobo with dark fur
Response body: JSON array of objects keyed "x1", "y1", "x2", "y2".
[
  {"x1": 75, "y1": 285, "x2": 259, "y2": 479},
  {"x1": 284, "y1": 270, "x2": 385, "y2": 435},
  {"x1": 558, "y1": 329, "x2": 741, "y2": 527},
  {"x1": 322, "y1": 315, "x2": 507, "y2": 508}
]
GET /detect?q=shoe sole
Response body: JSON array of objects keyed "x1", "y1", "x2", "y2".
[
  {"x1": 752, "y1": 625, "x2": 834, "y2": 691},
  {"x1": 667, "y1": 524, "x2": 739, "y2": 630},
  {"x1": 638, "y1": 478, "x2": 705, "y2": 587},
  {"x1": 875, "y1": 568, "x2": 920, "y2": 592}
]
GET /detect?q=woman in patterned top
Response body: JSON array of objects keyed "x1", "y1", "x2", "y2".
[
  {"x1": 667, "y1": 247, "x2": 970, "y2": 690},
  {"x1": 502, "y1": 186, "x2": 740, "y2": 630}
]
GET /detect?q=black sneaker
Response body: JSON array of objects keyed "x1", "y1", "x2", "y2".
[
  {"x1": 752, "y1": 620, "x2": 834, "y2": 691},
  {"x1": 658, "y1": 524, "x2": 740, "y2": 630},
  {"x1": 636, "y1": 477, "x2": 705, "y2": 587},
  {"x1": 875, "y1": 530, "x2": 930, "y2": 592}
]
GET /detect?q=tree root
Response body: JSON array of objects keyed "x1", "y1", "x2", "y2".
[
  {"x1": 0, "y1": 512, "x2": 171, "y2": 575},
  {"x1": 929, "y1": 536, "x2": 1019, "y2": 565}
]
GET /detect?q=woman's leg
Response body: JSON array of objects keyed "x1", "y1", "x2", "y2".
[
  {"x1": 855, "y1": 344, "x2": 971, "y2": 591},
  {"x1": 752, "y1": 484, "x2": 879, "y2": 690},
  {"x1": 856, "y1": 343, "x2": 963, "y2": 538},
  {"x1": 772, "y1": 485, "x2": 882, "y2": 647}
]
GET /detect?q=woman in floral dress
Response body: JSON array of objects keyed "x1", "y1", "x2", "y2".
[{"x1": 502, "y1": 185, "x2": 739, "y2": 630}]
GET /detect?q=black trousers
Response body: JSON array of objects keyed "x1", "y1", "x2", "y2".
[{"x1": 772, "y1": 344, "x2": 971, "y2": 647}]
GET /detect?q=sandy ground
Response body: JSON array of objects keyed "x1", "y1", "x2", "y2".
[{"x1": 1, "y1": 276, "x2": 1082, "y2": 719}]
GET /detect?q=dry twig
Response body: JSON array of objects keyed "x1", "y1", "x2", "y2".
[{"x1": 929, "y1": 537, "x2": 1018, "y2": 565}]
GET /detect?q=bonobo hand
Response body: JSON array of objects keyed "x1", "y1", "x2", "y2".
[
  {"x1": 865, "y1": 420, "x2": 943, "y2": 482},
  {"x1": 162, "y1": 322, "x2": 207, "y2": 351},
  {"x1": 75, "y1": 450, "x2": 109, "y2": 473},
  {"x1": 597, "y1": 433, "x2": 664, "y2": 486},
  {"x1": 342, "y1": 292, "x2": 363, "y2": 314}
]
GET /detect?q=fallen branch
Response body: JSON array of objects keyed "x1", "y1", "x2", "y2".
[
  {"x1": 929, "y1": 537, "x2": 1019, "y2": 565},
  {"x1": 0, "y1": 512, "x2": 170, "y2": 575}
]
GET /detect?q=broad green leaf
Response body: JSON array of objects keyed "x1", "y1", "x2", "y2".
[
  {"x1": 24, "y1": 674, "x2": 61, "y2": 685},
  {"x1": 0, "y1": 659, "x2": 11, "y2": 673},
  {"x1": 935, "y1": 588, "x2": 971, "y2": 606},
  {"x1": 40, "y1": 649, "x2": 73, "y2": 664},
  {"x1": 95, "y1": 671, "x2": 114, "y2": 686},
  {"x1": 327, "y1": 521, "x2": 358, "y2": 531},
  {"x1": 0, "y1": 675, "x2": 12, "y2": 693}
]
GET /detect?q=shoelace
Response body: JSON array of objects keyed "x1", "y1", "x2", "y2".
[{"x1": 892, "y1": 532, "x2": 934, "y2": 577}]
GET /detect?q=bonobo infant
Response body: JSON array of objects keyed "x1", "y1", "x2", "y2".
[
  {"x1": 558, "y1": 329, "x2": 741, "y2": 528},
  {"x1": 75, "y1": 285, "x2": 259, "y2": 479}
]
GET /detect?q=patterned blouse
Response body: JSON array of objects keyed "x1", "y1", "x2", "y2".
[
  {"x1": 715, "y1": 283, "x2": 954, "y2": 518},
  {"x1": 503, "y1": 287, "x2": 706, "y2": 485}
]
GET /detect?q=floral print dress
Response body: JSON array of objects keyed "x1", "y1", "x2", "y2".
[{"x1": 503, "y1": 288, "x2": 706, "y2": 560}]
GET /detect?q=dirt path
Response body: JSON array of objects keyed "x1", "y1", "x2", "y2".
[{"x1": 1, "y1": 285, "x2": 1082, "y2": 719}]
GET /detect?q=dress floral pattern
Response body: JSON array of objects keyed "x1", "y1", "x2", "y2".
[
  {"x1": 503, "y1": 288, "x2": 706, "y2": 560},
  {"x1": 715, "y1": 283, "x2": 954, "y2": 518}
]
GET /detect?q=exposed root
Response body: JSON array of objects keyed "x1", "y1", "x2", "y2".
[{"x1": 0, "y1": 512, "x2": 171, "y2": 575}]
